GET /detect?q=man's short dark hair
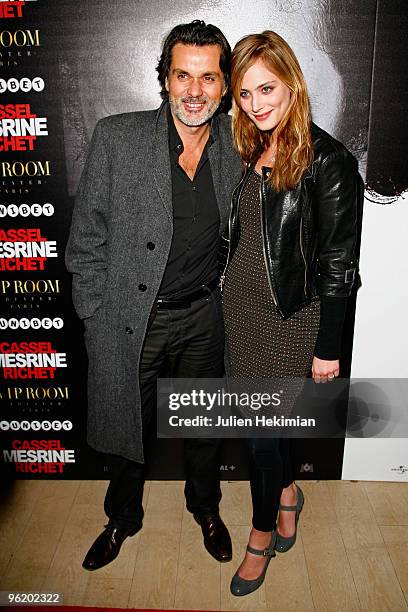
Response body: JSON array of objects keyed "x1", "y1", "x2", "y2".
[{"x1": 156, "y1": 20, "x2": 231, "y2": 112}]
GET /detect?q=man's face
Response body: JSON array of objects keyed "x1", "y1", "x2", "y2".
[{"x1": 165, "y1": 42, "x2": 227, "y2": 127}]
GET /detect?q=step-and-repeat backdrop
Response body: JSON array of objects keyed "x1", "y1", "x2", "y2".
[{"x1": 1, "y1": 0, "x2": 406, "y2": 480}]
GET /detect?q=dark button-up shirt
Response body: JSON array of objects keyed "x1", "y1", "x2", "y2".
[{"x1": 159, "y1": 109, "x2": 220, "y2": 297}]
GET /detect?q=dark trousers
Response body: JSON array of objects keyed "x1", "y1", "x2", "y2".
[
  {"x1": 246, "y1": 437, "x2": 294, "y2": 532},
  {"x1": 104, "y1": 287, "x2": 225, "y2": 532}
]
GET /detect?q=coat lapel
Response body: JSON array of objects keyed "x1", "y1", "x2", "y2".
[
  {"x1": 152, "y1": 102, "x2": 173, "y2": 220},
  {"x1": 208, "y1": 127, "x2": 229, "y2": 235}
]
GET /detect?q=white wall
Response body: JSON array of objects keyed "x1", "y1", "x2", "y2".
[{"x1": 343, "y1": 193, "x2": 408, "y2": 480}]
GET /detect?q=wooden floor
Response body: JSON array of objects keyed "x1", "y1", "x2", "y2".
[{"x1": 0, "y1": 480, "x2": 408, "y2": 611}]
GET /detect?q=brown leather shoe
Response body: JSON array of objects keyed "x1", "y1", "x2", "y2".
[
  {"x1": 194, "y1": 514, "x2": 232, "y2": 562},
  {"x1": 82, "y1": 523, "x2": 141, "y2": 571}
]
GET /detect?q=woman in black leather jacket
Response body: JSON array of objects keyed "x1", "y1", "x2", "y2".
[{"x1": 222, "y1": 31, "x2": 363, "y2": 596}]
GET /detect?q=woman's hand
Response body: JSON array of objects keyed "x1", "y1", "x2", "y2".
[{"x1": 311, "y1": 356, "x2": 339, "y2": 383}]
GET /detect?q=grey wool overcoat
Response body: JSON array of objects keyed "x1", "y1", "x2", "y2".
[{"x1": 65, "y1": 101, "x2": 242, "y2": 463}]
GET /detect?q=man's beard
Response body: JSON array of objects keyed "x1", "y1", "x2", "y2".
[{"x1": 168, "y1": 94, "x2": 220, "y2": 127}]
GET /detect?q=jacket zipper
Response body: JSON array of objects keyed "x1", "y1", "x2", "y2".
[
  {"x1": 219, "y1": 209, "x2": 232, "y2": 291},
  {"x1": 220, "y1": 171, "x2": 247, "y2": 290},
  {"x1": 299, "y1": 216, "x2": 308, "y2": 295},
  {"x1": 259, "y1": 176, "x2": 278, "y2": 307}
]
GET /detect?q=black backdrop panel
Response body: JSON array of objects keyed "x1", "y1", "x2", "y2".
[
  {"x1": 0, "y1": 0, "x2": 392, "y2": 480},
  {"x1": 365, "y1": 0, "x2": 408, "y2": 198}
]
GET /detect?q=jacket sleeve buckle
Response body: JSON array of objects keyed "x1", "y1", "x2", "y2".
[{"x1": 345, "y1": 268, "x2": 356, "y2": 283}]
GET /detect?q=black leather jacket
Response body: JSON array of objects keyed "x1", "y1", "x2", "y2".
[{"x1": 220, "y1": 123, "x2": 364, "y2": 320}]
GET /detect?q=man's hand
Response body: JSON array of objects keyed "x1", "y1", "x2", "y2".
[{"x1": 311, "y1": 356, "x2": 339, "y2": 383}]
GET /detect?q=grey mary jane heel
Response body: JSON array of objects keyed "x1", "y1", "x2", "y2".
[
  {"x1": 275, "y1": 483, "x2": 304, "y2": 553},
  {"x1": 230, "y1": 531, "x2": 277, "y2": 597}
]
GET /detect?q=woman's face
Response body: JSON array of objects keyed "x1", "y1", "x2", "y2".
[{"x1": 239, "y1": 59, "x2": 291, "y2": 132}]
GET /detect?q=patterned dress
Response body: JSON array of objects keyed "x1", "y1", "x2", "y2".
[{"x1": 223, "y1": 170, "x2": 320, "y2": 415}]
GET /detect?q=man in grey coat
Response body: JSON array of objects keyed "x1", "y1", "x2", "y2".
[{"x1": 65, "y1": 20, "x2": 242, "y2": 570}]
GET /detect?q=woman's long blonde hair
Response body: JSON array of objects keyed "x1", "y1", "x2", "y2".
[{"x1": 231, "y1": 31, "x2": 313, "y2": 192}]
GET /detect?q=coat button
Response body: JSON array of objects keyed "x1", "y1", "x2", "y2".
[
  {"x1": 125, "y1": 327, "x2": 133, "y2": 334},
  {"x1": 138, "y1": 283, "x2": 147, "y2": 291},
  {"x1": 147, "y1": 242, "x2": 155, "y2": 250}
]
